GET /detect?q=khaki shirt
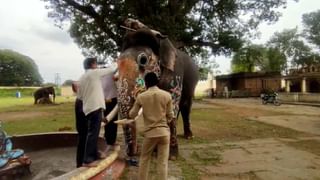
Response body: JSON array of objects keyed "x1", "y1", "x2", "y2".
[{"x1": 129, "y1": 86, "x2": 174, "y2": 137}]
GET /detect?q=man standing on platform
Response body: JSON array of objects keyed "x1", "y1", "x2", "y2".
[{"x1": 78, "y1": 57, "x2": 117, "y2": 167}]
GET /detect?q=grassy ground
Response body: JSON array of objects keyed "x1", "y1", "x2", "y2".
[
  {"x1": 121, "y1": 101, "x2": 311, "y2": 180},
  {"x1": 0, "y1": 96, "x2": 75, "y2": 135},
  {"x1": 0, "y1": 97, "x2": 315, "y2": 180},
  {"x1": 177, "y1": 107, "x2": 308, "y2": 144}
]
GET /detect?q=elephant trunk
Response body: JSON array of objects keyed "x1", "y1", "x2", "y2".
[
  {"x1": 117, "y1": 57, "x2": 139, "y2": 156},
  {"x1": 117, "y1": 57, "x2": 139, "y2": 119}
]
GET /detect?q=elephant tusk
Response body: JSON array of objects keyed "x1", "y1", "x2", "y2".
[{"x1": 104, "y1": 105, "x2": 119, "y2": 123}]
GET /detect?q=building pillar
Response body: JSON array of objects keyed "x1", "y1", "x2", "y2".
[
  {"x1": 281, "y1": 78, "x2": 286, "y2": 90},
  {"x1": 207, "y1": 73, "x2": 213, "y2": 89},
  {"x1": 301, "y1": 77, "x2": 307, "y2": 93},
  {"x1": 285, "y1": 80, "x2": 290, "y2": 92}
]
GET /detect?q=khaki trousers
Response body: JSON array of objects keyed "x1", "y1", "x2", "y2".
[{"x1": 138, "y1": 135, "x2": 170, "y2": 180}]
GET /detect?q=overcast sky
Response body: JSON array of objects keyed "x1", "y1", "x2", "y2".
[{"x1": 0, "y1": 0, "x2": 319, "y2": 83}]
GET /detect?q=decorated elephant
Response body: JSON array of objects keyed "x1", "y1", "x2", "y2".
[
  {"x1": 116, "y1": 21, "x2": 199, "y2": 158},
  {"x1": 33, "y1": 86, "x2": 55, "y2": 104}
]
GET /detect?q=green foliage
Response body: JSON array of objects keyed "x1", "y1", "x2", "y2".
[
  {"x1": 198, "y1": 67, "x2": 210, "y2": 81},
  {"x1": 0, "y1": 49, "x2": 43, "y2": 86},
  {"x1": 43, "y1": 0, "x2": 296, "y2": 58},
  {"x1": 194, "y1": 53, "x2": 220, "y2": 80},
  {"x1": 231, "y1": 44, "x2": 266, "y2": 73},
  {"x1": 302, "y1": 10, "x2": 320, "y2": 49},
  {"x1": 267, "y1": 28, "x2": 312, "y2": 69},
  {"x1": 231, "y1": 45, "x2": 287, "y2": 73},
  {"x1": 265, "y1": 47, "x2": 286, "y2": 72}
]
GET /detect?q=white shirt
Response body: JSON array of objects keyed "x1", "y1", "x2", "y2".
[
  {"x1": 78, "y1": 64, "x2": 117, "y2": 115},
  {"x1": 101, "y1": 73, "x2": 117, "y2": 100}
]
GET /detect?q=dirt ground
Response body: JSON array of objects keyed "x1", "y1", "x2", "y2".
[
  {"x1": 187, "y1": 98, "x2": 320, "y2": 180},
  {"x1": 204, "y1": 98, "x2": 320, "y2": 135},
  {"x1": 2, "y1": 98, "x2": 320, "y2": 180},
  {"x1": 120, "y1": 98, "x2": 320, "y2": 180}
]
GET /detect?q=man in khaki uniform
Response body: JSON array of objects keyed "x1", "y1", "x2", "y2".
[{"x1": 129, "y1": 72, "x2": 173, "y2": 180}]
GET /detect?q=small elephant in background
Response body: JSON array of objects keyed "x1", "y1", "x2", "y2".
[{"x1": 33, "y1": 87, "x2": 55, "y2": 104}]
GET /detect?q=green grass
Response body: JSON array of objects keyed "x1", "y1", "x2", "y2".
[
  {"x1": 0, "y1": 97, "x2": 34, "y2": 110},
  {"x1": 0, "y1": 88, "x2": 35, "y2": 97},
  {"x1": 177, "y1": 108, "x2": 310, "y2": 143},
  {"x1": 190, "y1": 150, "x2": 222, "y2": 166},
  {"x1": 0, "y1": 96, "x2": 76, "y2": 135},
  {"x1": 0, "y1": 97, "x2": 315, "y2": 179},
  {"x1": 176, "y1": 156, "x2": 200, "y2": 180}
]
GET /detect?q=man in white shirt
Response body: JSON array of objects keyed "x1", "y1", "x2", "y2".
[
  {"x1": 78, "y1": 57, "x2": 117, "y2": 167},
  {"x1": 72, "y1": 81, "x2": 87, "y2": 168},
  {"x1": 101, "y1": 71, "x2": 118, "y2": 150}
]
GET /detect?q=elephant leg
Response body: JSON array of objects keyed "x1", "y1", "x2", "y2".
[
  {"x1": 169, "y1": 118, "x2": 178, "y2": 160},
  {"x1": 180, "y1": 96, "x2": 193, "y2": 139},
  {"x1": 123, "y1": 122, "x2": 138, "y2": 156}
]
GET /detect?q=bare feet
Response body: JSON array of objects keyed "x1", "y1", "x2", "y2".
[
  {"x1": 98, "y1": 151, "x2": 107, "y2": 159},
  {"x1": 82, "y1": 161, "x2": 99, "y2": 167}
]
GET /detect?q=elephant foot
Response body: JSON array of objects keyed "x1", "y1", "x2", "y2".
[
  {"x1": 184, "y1": 129, "x2": 194, "y2": 140},
  {"x1": 169, "y1": 145, "x2": 178, "y2": 161}
]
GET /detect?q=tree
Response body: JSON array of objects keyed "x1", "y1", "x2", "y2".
[
  {"x1": 0, "y1": 49, "x2": 43, "y2": 86},
  {"x1": 231, "y1": 45, "x2": 286, "y2": 73},
  {"x1": 264, "y1": 47, "x2": 286, "y2": 72},
  {"x1": 302, "y1": 10, "x2": 320, "y2": 49},
  {"x1": 267, "y1": 28, "x2": 312, "y2": 70},
  {"x1": 193, "y1": 53, "x2": 220, "y2": 80},
  {"x1": 43, "y1": 0, "x2": 297, "y2": 58},
  {"x1": 231, "y1": 44, "x2": 266, "y2": 73},
  {"x1": 198, "y1": 67, "x2": 210, "y2": 81}
]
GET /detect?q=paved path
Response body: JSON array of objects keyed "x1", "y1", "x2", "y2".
[
  {"x1": 180, "y1": 137, "x2": 320, "y2": 180},
  {"x1": 203, "y1": 98, "x2": 320, "y2": 135}
]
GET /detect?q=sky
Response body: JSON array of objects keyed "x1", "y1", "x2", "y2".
[{"x1": 0, "y1": 0, "x2": 319, "y2": 83}]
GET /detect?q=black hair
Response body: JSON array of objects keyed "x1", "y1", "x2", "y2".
[
  {"x1": 83, "y1": 57, "x2": 97, "y2": 70},
  {"x1": 144, "y1": 72, "x2": 159, "y2": 88}
]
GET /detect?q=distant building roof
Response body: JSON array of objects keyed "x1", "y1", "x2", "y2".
[{"x1": 216, "y1": 72, "x2": 281, "y2": 80}]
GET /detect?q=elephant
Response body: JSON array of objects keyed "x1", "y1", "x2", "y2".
[
  {"x1": 33, "y1": 86, "x2": 55, "y2": 104},
  {"x1": 116, "y1": 27, "x2": 199, "y2": 157}
]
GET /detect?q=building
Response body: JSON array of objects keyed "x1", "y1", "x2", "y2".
[
  {"x1": 215, "y1": 72, "x2": 282, "y2": 97},
  {"x1": 284, "y1": 65, "x2": 320, "y2": 93}
]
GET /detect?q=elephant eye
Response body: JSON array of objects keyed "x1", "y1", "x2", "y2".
[{"x1": 137, "y1": 53, "x2": 149, "y2": 67}]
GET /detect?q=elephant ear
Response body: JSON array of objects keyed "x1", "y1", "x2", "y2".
[{"x1": 159, "y1": 38, "x2": 177, "y2": 72}]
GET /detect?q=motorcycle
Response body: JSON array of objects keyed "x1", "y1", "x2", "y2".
[{"x1": 261, "y1": 92, "x2": 281, "y2": 106}]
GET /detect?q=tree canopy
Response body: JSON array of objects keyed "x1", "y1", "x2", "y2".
[
  {"x1": 231, "y1": 45, "x2": 286, "y2": 73},
  {"x1": 302, "y1": 10, "x2": 320, "y2": 49},
  {"x1": 267, "y1": 28, "x2": 313, "y2": 69},
  {"x1": 43, "y1": 0, "x2": 297, "y2": 58},
  {"x1": 0, "y1": 49, "x2": 43, "y2": 86},
  {"x1": 231, "y1": 45, "x2": 265, "y2": 73}
]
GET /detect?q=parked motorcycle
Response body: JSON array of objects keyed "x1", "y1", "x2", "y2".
[{"x1": 261, "y1": 92, "x2": 281, "y2": 106}]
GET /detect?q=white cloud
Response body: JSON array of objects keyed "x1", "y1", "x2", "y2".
[
  {"x1": 0, "y1": 0, "x2": 318, "y2": 80},
  {"x1": 0, "y1": 0, "x2": 84, "y2": 83},
  {"x1": 217, "y1": 0, "x2": 320, "y2": 74}
]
